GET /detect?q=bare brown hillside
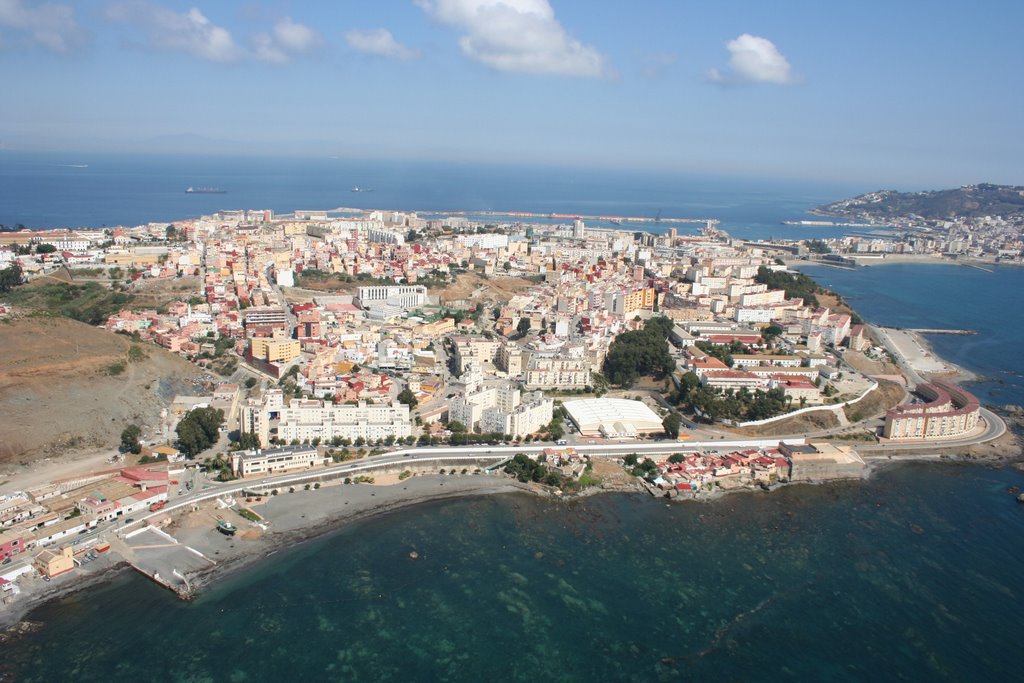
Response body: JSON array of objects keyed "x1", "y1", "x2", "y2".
[{"x1": 0, "y1": 316, "x2": 206, "y2": 466}]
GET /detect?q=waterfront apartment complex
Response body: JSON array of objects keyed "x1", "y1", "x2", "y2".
[{"x1": 882, "y1": 381, "x2": 981, "y2": 440}]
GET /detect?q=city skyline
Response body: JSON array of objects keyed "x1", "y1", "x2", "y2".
[{"x1": 2, "y1": 0, "x2": 1023, "y2": 187}]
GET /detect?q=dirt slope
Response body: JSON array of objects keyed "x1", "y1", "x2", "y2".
[{"x1": 0, "y1": 316, "x2": 206, "y2": 466}]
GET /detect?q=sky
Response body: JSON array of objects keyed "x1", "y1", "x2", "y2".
[{"x1": 1, "y1": 0, "x2": 1023, "y2": 188}]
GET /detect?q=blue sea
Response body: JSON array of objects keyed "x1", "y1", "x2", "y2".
[
  {"x1": 795, "y1": 263, "x2": 1024, "y2": 407},
  {"x1": 0, "y1": 150, "x2": 865, "y2": 241},
  {"x1": 3, "y1": 154, "x2": 1023, "y2": 682}
]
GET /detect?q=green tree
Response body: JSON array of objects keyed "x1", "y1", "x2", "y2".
[
  {"x1": 36, "y1": 243, "x2": 57, "y2": 254},
  {"x1": 0, "y1": 262, "x2": 24, "y2": 293},
  {"x1": 236, "y1": 432, "x2": 261, "y2": 450},
  {"x1": 754, "y1": 266, "x2": 820, "y2": 308},
  {"x1": 175, "y1": 406, "x2": 225, "y2": 457},
  {"x1": 120, "y1": 424, "x2": 142, "y2": 454},
  {"x1": 602, "y1": 316, "x2": 676, "y2": 386},
  {"x1": 662, "y1": 413, "x2": 682, "y2": 438},
  {"x1": 516, "y1": 317, "x2": 531, "y2": 337},
  {"x1": 397, "y1": 387, "x2": 418, "y2": 408}
]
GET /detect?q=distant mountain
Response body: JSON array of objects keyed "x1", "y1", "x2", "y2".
[{"x1": 814, "y1": 183, "x2": 1024, "y2": 221}]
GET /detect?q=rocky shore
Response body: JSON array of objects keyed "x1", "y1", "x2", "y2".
[{"x1": 4, "y1": 436, "x2": 1022, "y2": 637}]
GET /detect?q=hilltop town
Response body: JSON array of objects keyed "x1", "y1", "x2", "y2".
[{"x1": 0, "y1": 206, "x2": 1009, "y2": 616}]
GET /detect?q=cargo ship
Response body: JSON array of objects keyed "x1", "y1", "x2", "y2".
[{"x1": 185, "y1": 186, "x2": 227, "y2": 194}]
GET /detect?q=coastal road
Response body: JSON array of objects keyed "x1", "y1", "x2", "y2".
[
  {"x1": 118, "y1": 400, "x2": 1010, "y2": 536},
  {"x1": 120, "y1": 437, "x2": 805, "y2": 533}
]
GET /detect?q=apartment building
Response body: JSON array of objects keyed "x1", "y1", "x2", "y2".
[
  {"x1": 276, "y1": 400, "x2": 412, "y2": 443},
  {"x1": 230, "y1": 446, "x2": 320, "y2": 478},
  {"x1": 452, "y1": 336, "x2": 501, "y2": 373},
  {"x1": 524, "y1": 354, "x2": 592, "y2": 389},
  {"x1": 250, "y1": 337, "x2": 301, "y2": 363},
  {"x1": 883, "y1": 381, "x2": 980, "y2": 440},
  {"x1": 449, "y1": 386, "x2": 553, "y2": 438}
]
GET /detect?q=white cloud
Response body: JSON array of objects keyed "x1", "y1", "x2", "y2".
[
  {"x1": 0, "y1": 0, "x2": 87, "y2": 53},
  {"x1": 106, "y1": 2, "x2": 239, "y2": 62},
  {"x1": 253, "y1": 16, "x2": 321, "y2": 63},
  {"x1": 107, "y1": 3, "x2": 319, "y2": 65},
  {"x1": 708, "y1": 33, "x2": 797, "y2": 85},
  {"x1": 416, "y1": 0, "x2": 609, "y2": 78},
  {"x1": 345, "y1": 28, "x2": 420, "y2": 61}
]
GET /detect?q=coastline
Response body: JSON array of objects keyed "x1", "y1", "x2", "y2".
[
  {"x1": 7, "y1": 438, "x2": 1022, "y2": 634},
  {"x1": 0, "y1": 474, "x2": 529, "y2": 630},
  {"x1": 871, "y1": 325, "x2": 978, "y2": 383}
]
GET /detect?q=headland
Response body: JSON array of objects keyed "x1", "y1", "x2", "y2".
[{"x1": 0, "y1": 201, "x2": 1019, "y2": 631}]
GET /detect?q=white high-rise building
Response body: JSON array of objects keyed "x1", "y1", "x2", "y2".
[{"x1": 449, "y1": 386, "x2": 553, "y2": 438}]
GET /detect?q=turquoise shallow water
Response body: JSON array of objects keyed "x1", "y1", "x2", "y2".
[{"x1": 7, "y1": 463, "x2": 1024, "y2": 682}]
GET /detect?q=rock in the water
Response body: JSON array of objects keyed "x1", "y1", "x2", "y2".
[{"x1": 1017, "y1": 493, "x2": 1024, "y2": 504}]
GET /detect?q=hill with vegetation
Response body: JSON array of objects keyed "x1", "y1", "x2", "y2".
[{"x1": 814, "y1": 183, "x2": 1024, "y2": 221}]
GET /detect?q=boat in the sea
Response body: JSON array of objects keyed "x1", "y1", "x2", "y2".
[
  {"x1": 185, "y1": 186, "x2": 227, "y2": 194},
  {"x1": 351, "y1": 186, "x2": 373, "y2": 193},
  {"x1": 216, "y1": 519, "x2": 237, "y2": 536}
]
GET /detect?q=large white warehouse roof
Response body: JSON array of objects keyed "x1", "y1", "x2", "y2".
[{"x1": 563, "y1": 398, "x2": 664, "y2": 437}]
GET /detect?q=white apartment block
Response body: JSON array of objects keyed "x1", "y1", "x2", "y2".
[
  {"x1": 481, "y1": 393, "x2": 554, "y2": 437},
  {"x1": 524, "y1": 355, "x2": 592, "y2": 389},
  {"x1": 734, "y1": 307, "x2": 776, "y2": 323},
  {"x1": 366, "y1": 227, "x2": 406, "y2": 245},
  {"x1": 242, "y1": 392, "x2": 411, "y2": 444},
  {"x1": 457, "y1": 233, "x2": 509, "y2": 249},
  {"x1": 277, "y1": 400, "x2": 412, "y2": 443},
  {"x1": 356, "y1": 285, "x2": 427, "y2": 310},
  {"x1": 449, "y1": 386, "x2": 520, "y2": 429},
  {"x1": 731, "y1": 355, "x2": 803, "y2": 368},
  {"x1": 450, "y1": 386, "x2": 553, "y2": 438},
  {"x1": 496, "y1": 344, "x2": 524, "y2": 375},
  {"x1": 452, "y1": 336, "x2": 501, "y2": 373},
  {"x1": 739, "y1": 289, "x2": 786, "y2": 307}
]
